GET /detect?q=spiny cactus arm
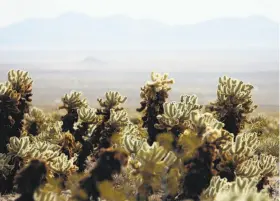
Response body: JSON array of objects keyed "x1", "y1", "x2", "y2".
[
  {"x1": 0, "y1": 83, "x2": 8, "y2": 95},
  {"x1": 155, "y1": 102, "x2": 182, "y2": 129},
  {"x1": 60, "y1": 91, "x2": 88, "y2": 110},
  {"x1": 229, "y1": 177, "x2": 258, "y2": 194},
  {"x1": 200, "y1": 176, "x2": 229, "y2": 200},
  {"x1": 35, "y1": 130, "x2": 64, "y2": 145},
  {"x1": 0, "y1": 82, "x2": 21, "y2": 100},
  {"x1": 161, "y1": 151, "x2": 177, "y2": 167},
  {"x1": 139, "y1": 72, "x2": 174, "y2": 101},
  {"x1": 24, "y1": 107, "x2": 48, "y2": 133},
  {"x1": 33, "y1": 121, "x2": 64, "y2": 143},
  {"x1": 258, "y1": 154, "x2": 279, "y2": 177},
  {"x1": 218, "y1": 76, "x2": 254, "y2": 99},
  {"x1": 33, "y1": 141, "x2": 61, "y2": 152},
  {"x1": 48, "y1": 153, "x2": 78, "y2": 175},
  {"x1": 222, "y1": 132, "x2": 259, "y2": 163},
  {"x1": 189, "y1": 111, "x2": 225, "y2": 138},
  {"x1": 28, "y1": 150, "x2": 61, "y2": 164},
  {"x1": 7, "y1": 136, "x2": 35, "y2": 158},
  {"x1": 215, "y1": 130, "x2": 234, "y2": 151},
  {"x1": 147, "y1": 72, "x2": 174, "y2": 88},
  {"x1": 0, "y1": 153, "x2": 14, "y2": 177},
  {"x1": 97, "y1": 91, "x2": 127, "y2": 110},
  {"x1": 155, "y1": 99, "x2": 202, "y2": 130},
  {"x1": 108, "y1": 109, "x2": 129, "y2": 128},
  {"x1": 235, "y1": 155, "x2": 262, "y2": 178},
  {"x1": 77, "y1": 107, "x2": 98, "y2": 124},
  {"x1": 122, "y1": 123, "x2": 140, "y2": 136},
  {"x1": 180, "y1": 94, "x2": 202, "y2": 110},
  {"x1": 8, "y1": 69, "x2": 33, "y2": 86},
  {"x1": 215, "y1": 76, "x2": 258, "y2": 115},
  {"x1": 215, "y1": 190, "x2": 272, "y2": 201},
  {"x1": 122, "y1": 134, "x2": 146, "y2": 153},
  {"x1": 33, "y1": 189, "x2": 66, "y2": 201},
  {"x1": 7, "y1": 69, "x2": 33, "y2": 98},
  {"x1": 136, "y1": 142, "x2": 177, "y2": 171},
  {"x1": 25, "y1": 107, "x2": 46, "y2": 122}
]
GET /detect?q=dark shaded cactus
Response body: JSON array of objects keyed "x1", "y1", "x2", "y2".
[
  {"x1": 59, "y1": 91, "x2": 88, "y2": 134},
  {"x1": 76, "y1": 91, "x2": 128, "y2": 172},
  {"x1": 206, "y1": 76, "x2": 257, "y2": 136},
  {"x1": 0, "y1": 94, "x2": 20, "y2": 154},
  {"x1": 0, "y1": 70, "x2": 33, "y2": 153},
  {"x1": 76, "y1": 149, "x2": 128, "y2": 201},
  {"x1": 137, "y1": 72, "x2": 174, "y2": 145},
  {"x1": 178, "y1": 142, "x2": 218, "y2": 201},
  {"x1": 14, "y1": 159, "x2": 47, "y2": 201}
]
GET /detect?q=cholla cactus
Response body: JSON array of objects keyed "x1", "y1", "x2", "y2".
[
  {"x1": 97, "y1": 91, "x2": 127, "y2": 113},
  {"x1": 60, "y1": 91, "x2": 88, "y2": 111},
  {"x1": 77, "y1": 107, "x2": 99, "y2": 124},
  {"x1": 7, "y1": 136, "x2": 35, "y2": 159},
  {"x1": 137, "y1": 72, "x2": 174, "y2": 145},
  {"x1": 108, "y1": 109, "x2": 129, "y2": 128},
  {"x1": 0, "y1": 92, "x2": 20, "y2": 153},
  {"x1": 33, "y1": 188, "x2": 67, "y2": 201},
  {"x1": 122, "y1": 134, "x2": 146, "y2": 154},
  {"x1": 202, "y1": 176, "x2": 271, "y2": 201},
  {"x1": 140, "y1": 72, "x2": 174, "y2": 101},
  {"x1": 117, "y1": 123, "x2": 146, "y2": 153},
  {"x1": 49, "y1": 153, "x2": 78, "y2": 176},
  {"x1": 6, "y1": 69, "x2": 33, "y2": 118},
  {"x1": 246, "y1": 114, "x2": 279, "y2": 136},
  {"x1": 214, "y1": 191, "x2": 271, "y2": 201},
  {"x1": 201, "y1": 176, "x2": 229, "y2": 200},
  {"x1": 207, "y1": 76, "x2": 257, "y2": 136},
  {"x1": 236, "y1": 155, "x2": 261, "y2": 178},
  {"x1": 220, "y1": 132, "x2": 259, "y2": 164},
  {"x1": 0, "y1": 153, "x2": 14, "y2": 178},
  {"x1": 29, "y1": 150, "x2": 61, "y2": 164},
  {"x1": 0, "y1": 70, "x2": 33, "y2": 154},
  {"x1": 189, "y1": 111, "x2": 224, "y2": 137},
  {"x1": 77, "y1": 149, "x2": 129, "y2": 201},
  {"x1": 155, "y1": 95, "x2": 221, "y2": 151},
  {"x1": 236, "y1": 154, "x2": 278, "y2": 180},
  {"x1": 258, "y1": 154, "x2": 278, "y2": 177},
  {"x1": 155, "y1": 99, "x2": 196, "y2": 131},
  {"x1": 228, "y1": 177, "x2": 259, "y2": 194},
  {"x1": 14, "y1": 159, "x2": 48, "y2": 201},
  {"x1": 7, "y1": 70, "x2": 33, "y2": 98},
  {"x1": 33, "y1": 141, "x2": 61, "y2": 153},
  {"x1": 35, "y1": 122, "x2": 64, "y2": 144},
  {"x1": 216, "y1": 131, "x2": 279, "y2": 190},
  {"x1": 23, "y1": 107, "x2": 48, "y2": 136},
  {"x1": 247, "y1": 115, "x2": 279, "y2": 158},
  {"x1": 74, "y1": 107, "x2": 98, "y2": 137},
  {"x1": 59, "y1": 132, "x2": 82, "y2": 158},
  {"x1": 130, "y1": 142, "x2": 177, "y2": 199},
  {"x1": 59, "y1": 91, "x2": 88, "y2": 133},
  {"x1": 257, "y1": 137, "x2": 279, "y2": 158},
  {"x1": 75, "y1": 93, "x2": 127, "y2": 172}
]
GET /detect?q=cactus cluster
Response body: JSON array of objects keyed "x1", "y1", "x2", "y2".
[
  {"x1": 0, "y1": 69, "x2": 278, "y2": 201},
  {"x1": 137, "y1": 72, "x2": 175, "y2": 145},
  {"x1": 207, "y1": 75, "x2": 257, "y2": 136}
]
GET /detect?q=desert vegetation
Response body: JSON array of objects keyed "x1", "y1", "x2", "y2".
[{"x1": 0, "y1": 69, "x2": 279, "y2": 201}]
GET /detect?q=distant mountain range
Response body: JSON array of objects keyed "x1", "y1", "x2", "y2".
[{"x1": 0, "y1": 13, "x2": 278, "y2": 49}]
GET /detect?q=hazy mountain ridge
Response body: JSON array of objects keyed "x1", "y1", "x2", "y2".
[{"x1": 0, "y1": 13, "x2": 278, "y2": 49}]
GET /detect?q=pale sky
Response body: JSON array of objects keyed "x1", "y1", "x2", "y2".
[{"x1": 0, "y1": 0, "x2": 279, "y2": 27}]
